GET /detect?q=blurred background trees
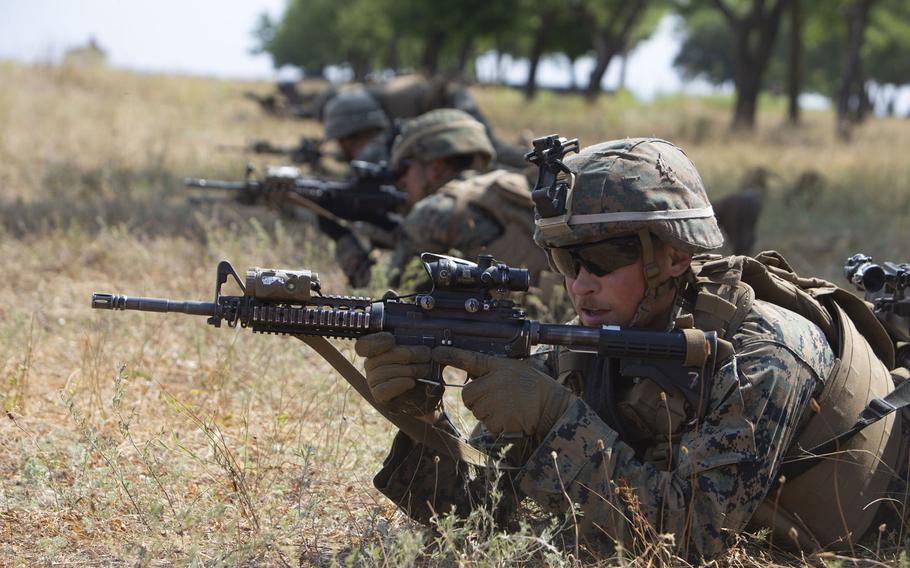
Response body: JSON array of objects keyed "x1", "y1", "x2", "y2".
[{"x1": 255, "y1": 0, "x2": 910, "y2": 136}]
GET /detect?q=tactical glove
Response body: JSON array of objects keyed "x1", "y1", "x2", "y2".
[
  {"x1": 432, "y1": 347, "x2": 576, "y2": 438},
  {"x1": 354, "y1": 332, "x2": 442, "y2": 416}
]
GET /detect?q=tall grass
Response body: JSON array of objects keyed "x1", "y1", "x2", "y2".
[{"x1": 0, "y1": 61, "x2": 907, "y2": 565}]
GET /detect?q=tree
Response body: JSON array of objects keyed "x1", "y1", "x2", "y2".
[
  {"x1": 517, "y1": 0, "x2": 591, "y2": 99},
  {"x1": 673, "y1": 9, "x2": 735, "y2": 84},
  {"x1": 582, "y1": 0, "x2": 660, "y2": 101},
  {"x1": 786, "y1": 0, "x2": 803, "y2": 124},
  {"x1": 863, "y1": 0, "x2": 910, "y2": 114},
  {"x1": 835, "y1": 0, "x2": 876, "y2": 139},
  {"x1": 711, "y1": 0, "x2": 791, "y2": 131},
  {"x1": 254, "y1": 0, "x2": 394, "y2": 79}
]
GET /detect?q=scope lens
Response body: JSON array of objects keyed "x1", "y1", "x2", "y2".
[{"x1": 860, "y1": 265, "x2": 886, "y2": 292}]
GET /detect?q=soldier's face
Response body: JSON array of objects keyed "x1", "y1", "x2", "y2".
[
  {"x1": 564, "y1": 242, "x2": 692, "y2": 328},
  {"x1": 398, "y1": 160, "x2": 431, "y2": 206},
  {"x1": 564, "y1": 260, "x2": 646, "y2": 327}
]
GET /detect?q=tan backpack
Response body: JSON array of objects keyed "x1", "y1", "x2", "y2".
[
  {"x1": 438, "y1": 170, "x2": 549, "y2": 280},
  {"x1": 690, "y1": 251, "x2": 904, "y2": 551}
]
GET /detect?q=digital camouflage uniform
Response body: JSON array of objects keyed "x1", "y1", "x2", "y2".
[
  {"x1": 370, "y1": 138, "x2": 894, "y2": 559},
  {"x1": 387, "y1": 109, "x2": 548, "y2": 293},
  {"x1": 320, "y1": 89, "x2": 393, "y2": 288}
]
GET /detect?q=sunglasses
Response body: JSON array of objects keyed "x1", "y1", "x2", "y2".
[{"x1": 547, "y1": 235, "x2": 642, "y2": 279}]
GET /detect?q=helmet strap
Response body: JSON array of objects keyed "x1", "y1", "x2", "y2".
[{"x1": 629, "y1": 229, "x2": 677, "y2": 327}]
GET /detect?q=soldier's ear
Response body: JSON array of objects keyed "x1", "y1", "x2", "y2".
[{"x1": 665, "y1": 246, "x2": 692, "y2": 278}]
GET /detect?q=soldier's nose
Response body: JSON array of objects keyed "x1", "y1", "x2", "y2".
[{"x1": 569, "y1": 266, "x2": 600, "y2": 295}]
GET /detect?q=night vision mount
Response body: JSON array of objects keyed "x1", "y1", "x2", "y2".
[{"x1": 524, "y1": 134, "x2": 580, "y2": 218}]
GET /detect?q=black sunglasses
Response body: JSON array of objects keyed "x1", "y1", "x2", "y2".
[{"x1": 547, "y1": 235, "x2": 642, "y2": 279}]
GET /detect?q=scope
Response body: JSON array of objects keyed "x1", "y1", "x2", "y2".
[
  {"x1": 844, "y1": 254, "x2": 886, "y2": 292},
  {"x1": 845, "y1": 253, "x2": 909, "y2": 293},
  {"x1": 422, "y1": 253, "x2": 530, "y2": 293}
]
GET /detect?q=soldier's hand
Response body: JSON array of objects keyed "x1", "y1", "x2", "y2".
[
  {"x1": 432, "y1": 347, "x2": 576, "y2": 438},
  {"x1": 354, "y1": 332, "x2": 442, "y2": 417}
]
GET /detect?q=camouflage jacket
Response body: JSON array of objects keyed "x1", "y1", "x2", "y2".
[
  {"x1": 372, "y1": 296, "x2": 835, "y2": 560},
  {"x1": 388, "y1": 170, "x2": 506, "y2": 288}
]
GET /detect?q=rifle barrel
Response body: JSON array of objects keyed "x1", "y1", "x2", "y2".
[
  {"x1": 184, "y1": 178, "x2": 252, "y2": 191},
  {"x1": 92, "y1": 293, "x2": 217, "y2": 317},
  {"x1": 537, "y1": 324, "x2": 693, "y2": 361}
]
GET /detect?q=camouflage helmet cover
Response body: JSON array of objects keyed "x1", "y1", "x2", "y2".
[
  {"x1": 322, "y1": 88, "x2": 390, "y2": 140},
  {"x1": 390, "y1": 108, "x2": 496, "y2": 171},
  {"x1": 533, "y1": 138, "x2": 723, "y2": 253}
]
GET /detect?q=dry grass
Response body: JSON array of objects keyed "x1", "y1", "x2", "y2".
[{"x1": 0, "y1": 61, "x2": 907, "y2": 566}]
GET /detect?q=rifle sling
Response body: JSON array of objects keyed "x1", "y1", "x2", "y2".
[
  {"x1": 285, "y1": 192, "x2": 397, "y2": 248},
  {"x1": 779, "y1": 375, "x2": 910, "y2": 480},
  {"x1": 295, "y1": 334, "x2": 500, "y2": 469},
  {"x1": 284, "y1": 192, "x2": 354, "y2": 231}
]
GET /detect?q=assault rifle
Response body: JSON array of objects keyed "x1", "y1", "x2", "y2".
[
  {"x1": 845, "y1": 253, "x2": 910, "y2": 367},
  {"x1": 92, "y1": 253, "x2": 717, "y2": 419},
  {"x1": 218, "y1": 137, "x2": 327, "y2": 168},
  {"x1": 185, "y1": 162, "x2": 404, "y2": 237}
]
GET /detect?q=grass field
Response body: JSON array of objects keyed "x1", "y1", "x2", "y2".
[{"x1": 0, "y1": 61, "x2": 907, "y2": 566}]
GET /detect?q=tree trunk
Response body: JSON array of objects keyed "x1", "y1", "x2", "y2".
[
  {"x1": 386, "y1": 35, "x2": 400, "y2": 73},
  {"x1": 732, "y1": 61, "x2": 761, "y2": 130},
  {"x1": 618, "y1": 43, "x2": 630, "y2": 92},
  {"x1": 524, "y1": 16, "x2": 548, "y2": 101},
  {"x1": 718, "y1": 0, "x2": 790, "y2": 131},
  {"x1": 421, "y1": 31, "x2": 446, "y2": 76},
  {"x1": 836, "y1": 0, "x2": 875, "y2": 140},
  {"x1": 584, "y1": 0, "x2": 648, "y2": 101},
  {"x1": 455, "y1": 36, "x2": 474, "y2": 79},
  {"x1": 585, "y1": 35, "x2": 615, "y2": 100},
  {"x1": 786, "y1": 0, "x2": 802, "y2": 125},
  {"x1": 350, "y1": 54, "x2": 369, "y2": 81}
]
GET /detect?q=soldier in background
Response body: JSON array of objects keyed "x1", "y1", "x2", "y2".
[
  {"x1": 369, "y1": 74, "x2": 532, "y2": 174},
  {"x1": 321, "y1": 88, "x2": 392, "y2": 165},
  {"x1": 315, "y1": 89, "x2": 395, "y2": 287},
  {"x1": 384, "y1": 108, "x2": 548, "y2": 290}
]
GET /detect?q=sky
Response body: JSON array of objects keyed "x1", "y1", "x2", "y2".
[
  {"x1": 0, "y1": 0, "x2": 289, "y2": 80},
  {"x1": 0, "y1": 0, "x2": 698, "y2": 101},
  {"x1": 10, "y1": 0, "x2": 894, "y2": 111}
]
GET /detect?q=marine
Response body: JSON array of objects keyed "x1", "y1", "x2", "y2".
[
  {"x1": 385, "y1": 108, "x2": 548, "y2": 290},
  {"x1": 354, "y1": 138, "x2": 903, "y2": 559},
  {"x1": 318, "y1": 88, "x2": 395, "y2": 287}
]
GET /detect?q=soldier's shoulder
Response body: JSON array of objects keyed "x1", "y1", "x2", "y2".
[
  {"x1": 734, "y1": 298, "x2": 834, "y2": 375},
  {"x1": 403, "y1": 193, "x2": 458, "y2": 237},
  {"x1": 471, "y1": 168, "x2": 529, "y2": 190}
]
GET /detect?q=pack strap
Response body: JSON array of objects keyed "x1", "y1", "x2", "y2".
[
  {"x1": 295, "y1": 335, "x2": 502, "y2": 469},
  {"x1": 779, "y1": 377, "x2": 910, "y2": 480}
]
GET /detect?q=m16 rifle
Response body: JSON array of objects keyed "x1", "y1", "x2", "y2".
[
  {"x1": 91, "y1": 253, "x2": 718, "y2": 465},
  {"x1": 845, "y1": 253, "x2": 910, "y2": 368},
  {"x1": 218, "y1": 137, "x2": 327, "y2": 169},
  {"x1": 185, "y1": 161, "x2": 404, "y2": 242}
]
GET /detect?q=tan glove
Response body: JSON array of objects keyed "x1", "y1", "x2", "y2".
[
  {"x1": 354, "y1": 332, "x2": 442, "y2": 416},
  {"x1": 432, "y1": 347, "x2": 576, "y2": 438}
]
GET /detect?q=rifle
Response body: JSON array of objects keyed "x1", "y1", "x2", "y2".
[
  {"x1": 91, "y1": 253, "x2": 718, "y2": 464},
  {"x1": 218, "y1": 137, "x2": 328, "y2": 169},
  {"x1": 844, "y1": 253, "x2": 910, "y2": 367},
  {"x1": 185, "y1": 162, "x2": 404, "y2": 239}
]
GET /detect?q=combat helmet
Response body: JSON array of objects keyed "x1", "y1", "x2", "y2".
[
  {"x1": 390, "y1": 108, "x2": 496, "y2": 172},
  {"x1": 322, "y1": 88, "x2": 390, "y2": 140},
  {"x1": 533, "y1": 137, "x2": 723, "y2": 325}
]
